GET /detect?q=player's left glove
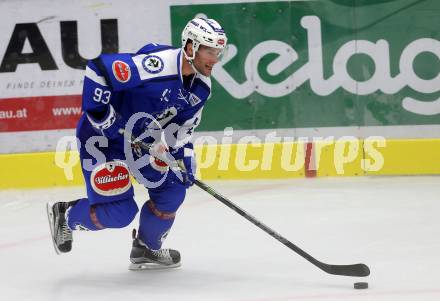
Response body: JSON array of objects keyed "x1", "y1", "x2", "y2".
[
  {"x1": 181, "y1": 151, "x2": 196, "y2": 188},
  {"x1": 171, "y1": 144, "x2": 196, "y2": 188}
]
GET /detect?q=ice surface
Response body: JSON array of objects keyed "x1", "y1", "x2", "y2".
[{"x1": 1, "y1": 176, "x2": 440, "y2": 301}]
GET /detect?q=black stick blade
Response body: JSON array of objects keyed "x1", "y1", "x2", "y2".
[{"x1": 324, "y1": 263, "x2": 370, "y2": 277}]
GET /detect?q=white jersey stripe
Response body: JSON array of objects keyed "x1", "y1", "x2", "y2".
[
  {"x1": 85, "y1": 66, "x2": 108, "y2": 86},
  {"x1": 132, "y1": 49, "x2": 179, "y2": 81}
]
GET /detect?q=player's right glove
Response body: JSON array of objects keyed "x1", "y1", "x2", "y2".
[{"x1": 87, "y1": 104, "x2": 126, "y2": 140}]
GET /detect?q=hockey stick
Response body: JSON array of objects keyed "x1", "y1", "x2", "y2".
[
  {"x1": 193, "y1": 179, "x2": 370, "y2": 277},
  {"x1": 120, "y1": 129, "x2": 370, "y2": 277}
]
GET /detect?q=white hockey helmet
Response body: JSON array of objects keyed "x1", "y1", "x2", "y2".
[{"x1": 181, "y1": 17, "x2": 227, "y2": 60}]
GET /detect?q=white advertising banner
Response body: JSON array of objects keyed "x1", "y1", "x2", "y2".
[{"x1": 0, "y1": 0, "x2": 278, "y2": 152}]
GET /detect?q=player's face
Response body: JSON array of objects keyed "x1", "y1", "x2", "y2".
[{"x1": 193, "y1": 45, "x2": 222, "y2": 76}]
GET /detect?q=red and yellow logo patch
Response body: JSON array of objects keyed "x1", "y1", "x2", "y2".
[
  {"x1": 91, "y1": 161, "x2": 131, "y2": 196},
  {"x1": 112, "y1": 60, "x2": 131, "y2": 83}
]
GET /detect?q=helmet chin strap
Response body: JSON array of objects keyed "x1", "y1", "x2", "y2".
[{"x1": 183, "y1": 44, "x2": 202, "y2": 75}]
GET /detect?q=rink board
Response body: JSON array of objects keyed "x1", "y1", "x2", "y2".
[{"x1": 1, "y1": 138, "x2": 440, "y2": 189}]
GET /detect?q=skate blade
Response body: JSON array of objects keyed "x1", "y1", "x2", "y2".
[
  {"x1": 128, "y1": 262, "x2": 181, "y2": 271},
  {"x1": 46, "y1": 202, "x2": 60, "y2": 255}
]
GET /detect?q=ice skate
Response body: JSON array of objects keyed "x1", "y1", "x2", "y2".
[
  {"x1": 129, "y1": 229, "x2": 181, "y2": 270},
  {"x1": 46, "y1": 201, "x2": 75, "y2": 254}
]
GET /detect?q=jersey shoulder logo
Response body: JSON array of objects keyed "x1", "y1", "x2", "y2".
[
  {"x1": 112, "y1": 60, "x2": 131, "y2": 83},
  {"x1": 142, "y1": 55, "x2": 164, "y2": 74}
]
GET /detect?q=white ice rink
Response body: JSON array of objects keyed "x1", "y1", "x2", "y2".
[{"x1": 1, "y1": 176, "x2": 440, "y2": 301}]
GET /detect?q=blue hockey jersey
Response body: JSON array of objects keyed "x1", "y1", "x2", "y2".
[{"x1": 78, "y1": 43, "x2": 211, "y2": 150}]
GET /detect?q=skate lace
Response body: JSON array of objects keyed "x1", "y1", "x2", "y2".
[
  {"x1": 152, "y1": 248, "x2": 171, "y2": 259},
  {"x1": 135, "y1": 237, "x2": 173, "y2": 261},
  {"x1": 57, "y1": 221, "x2": 72, "y2": 244}
]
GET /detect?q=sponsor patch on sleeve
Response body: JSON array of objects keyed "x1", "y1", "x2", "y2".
[
  {"x1": 112, "y1": 60, "x2": 131, "y2": 83},
  {"x1": 90, "y1": 161, "x2": 132, "y2": 196}
]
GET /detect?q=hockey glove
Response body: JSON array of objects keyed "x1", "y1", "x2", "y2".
[
  {"x1": 172, "y1": 144, "x2": 196, "y2": 188},
  {"x1": 87, "y1": 105, "x2": 126, "y2": 140},
  {"x1": 149, "y1": 142, "x2": 172, "y2": 172}
]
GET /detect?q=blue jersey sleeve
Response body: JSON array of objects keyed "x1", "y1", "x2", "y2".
[
  {"x1": 82, "y1": 44, "x2": 178, "y2": 115},
  {"x1": 97, "y1": 53, "x2": 143, "y2": 91},
  {"x1": 81, "y1": 59, "x2": 114, "y2": 114},
  {"x1": 95, "y1": 45, "x2": 180, "y2": 92}
]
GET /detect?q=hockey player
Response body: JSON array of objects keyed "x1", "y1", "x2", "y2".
[{"x1": 47, "y1": 17, "x2": 227, "y2": 269}]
